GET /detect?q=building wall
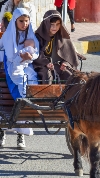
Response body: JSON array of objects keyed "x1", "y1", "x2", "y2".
[{"x1": 34, "y1": 0, "x2": 56, "y2": 27}]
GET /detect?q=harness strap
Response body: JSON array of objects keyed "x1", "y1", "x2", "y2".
[
  {"x1": 62, "y1": 90, "x2": 81, "y2": 130},
  {"x1": 63, "y1": 106, "x2": 74, "y2": 130},
  {"x1": 37, "y1": 110, "x2": 64, "y2": 135},
  {"x1": 52, "y1": 83, "x2": 80, "y2": 109}
]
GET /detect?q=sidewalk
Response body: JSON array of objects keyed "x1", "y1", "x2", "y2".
[{"x1": 66, "y1": 22, "x2": 100, "y2": 54}]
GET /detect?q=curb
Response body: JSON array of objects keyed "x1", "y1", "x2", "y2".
[{"x1": 73, "y1": 40, "x2": 100, "y2": 54}]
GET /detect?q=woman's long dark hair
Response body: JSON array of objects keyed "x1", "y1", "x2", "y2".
[{"x1": 16, "y1": 14, "x2": 29, "y2": 45}]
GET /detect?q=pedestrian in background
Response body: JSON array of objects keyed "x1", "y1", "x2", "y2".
[
  {"x1": 0, "y1": 0, "x2": 36, "y2": 30},
  {"x1": 54, "y1": 0, "x2": 75, "y2": 32},
  {"x1": 0, "y1": 0, "x2": 8, "y2": 11}
]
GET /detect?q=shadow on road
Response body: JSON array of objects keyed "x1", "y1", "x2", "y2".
[
  {"x1": 78, "y1": 35, "x2": 100, "y2": 41},
  {"x1": 0, "y1": 150, "x2": 73, "y2": 164},
  {"x1": 33, "y1": 130, "x2": 65, "y2": 135},
  {"x1": 0, "y1": 170, "x2": 89, "y2": 177}
]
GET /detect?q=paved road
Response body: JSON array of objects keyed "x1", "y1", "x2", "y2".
[
  {"x1": 0, "y1": 130, "x2": 90, "y2": 178},
  {"x1": 81, "y1": 52, "x2": 100, "y2": 72},
  {"x1": 0, "y1": 53, "x2": 100, "y2": 178}
]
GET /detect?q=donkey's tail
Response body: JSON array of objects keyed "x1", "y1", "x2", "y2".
[{"x1": 80, "y1": 135, "x2": 89, "y2": 160}]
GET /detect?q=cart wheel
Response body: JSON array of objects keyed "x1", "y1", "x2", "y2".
[{"x1": 65, "y1": 127, "x2": 74, "y2": 156}]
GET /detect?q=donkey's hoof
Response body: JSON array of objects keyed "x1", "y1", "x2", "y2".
[{"x1": 75, "y1": 169, "x2": 83, "y2": 176}]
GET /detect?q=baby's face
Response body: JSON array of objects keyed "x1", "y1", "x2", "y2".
[{"x1": 24, "y1": 40, "x2": 35, "y2": 48}]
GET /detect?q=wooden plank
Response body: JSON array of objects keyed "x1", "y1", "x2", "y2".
[
  {"x1": 0, "y1": 73, "x2": 6, "y2": 78},
  {"x1": 0, "y1": 82, "x2": 7, "y2": 87},
  {"x1": 15, "y1": 109, "x2": 67, "y2": 121},
  {"x1": 0, "y1": 62, "x2": 4, "y2": 68},
  {"x1": 0, "y1": 94, "x2": 13, "y2": 99},
  {"x1": 19, "y1": 107, "x2": 65, "y2": 116},
  {"x1": 19, "y1": 111, "x2": 65, "y2": 117},
  {"x1": 26, "y1": 84, "x2": 65, "y2": 98},
  {"x1": 0, "y1": 69, "x2": 5, "y2": 73},
  {"x1": 15, "y1": 116, "x2": 66, "y2": 121},
  {"x1": 19, "y1": 109, "x2": 64, "y2": 114},
  {"x1": 0, "y1": 100, "x2": 14, "y2": 105},
  {"x1": 18, "y1": 114, "x2": 66, "y2": 119},
  {"x1": 0, "y1": 123, "x2": 67, "y2": 128},
  {"x1": 0, "y1": 106, "x2": 13, "y2": 112},
  {"x1": 0, "y1": 88, "x2": 10, "y2": 93}
]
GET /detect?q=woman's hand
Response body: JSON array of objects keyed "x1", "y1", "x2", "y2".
[
  {"x1": 60, "y1": 63, "x2": 67, "y2": 71},
  {"x1": 20, "y1": 52, "x2": 33, "y2": 63},
  {"x1": 47, "y1": 63, "x2": 54, "y2": 70}
]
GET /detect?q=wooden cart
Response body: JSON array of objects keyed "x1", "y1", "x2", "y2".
[{"x1": 0, "y1": 65, "x2": 73, "y2": 154}]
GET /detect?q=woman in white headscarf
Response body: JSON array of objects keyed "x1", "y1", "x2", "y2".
[
  {"x1": 0, "y1": 0, "x2": 36, "y2": 30},
  {"x1": 0, "y1": 8, "x2": 39, "y2": 149}
]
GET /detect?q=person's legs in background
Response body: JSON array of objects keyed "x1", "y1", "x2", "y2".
[
  {"x1": 67, "y1": 5, "x2": 75, "y2": 32},
  {"x1": 56, "y1": 6, "x2": 63, "y2": 16},
  {"x1": 56, "y1": 4, "x2": 75, "y2": 32}
]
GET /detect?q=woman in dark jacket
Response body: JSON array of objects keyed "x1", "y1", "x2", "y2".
[{"x1": 33, "y1": 10, "x2": 79, "y2": 84}]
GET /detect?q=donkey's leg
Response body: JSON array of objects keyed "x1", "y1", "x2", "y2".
[
  {"x1": 86, "y1": 123, "x2": 100, "y2": 178},
  {"x1": 73, "y1": 137, "x2": 83, "y2": 176},
  {"x1": 89, "y1": 143, "x2": 100, "y2": 178},
  {"x1": 69, "y1": 126, "x2": 83, "y2": 176}
]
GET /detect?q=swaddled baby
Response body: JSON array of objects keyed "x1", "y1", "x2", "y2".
[
  {"x1": 13, "y1": 39, "x2": 38, "y2": 75},
  {"x1": 20, "y1": 39, "x2": 38, "y2": 59}
]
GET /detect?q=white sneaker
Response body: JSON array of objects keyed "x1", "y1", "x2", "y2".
[
  {"x1": 0, "y1": 129, "x2": 6, "y2": 147},
  {"x1": 17, "y1": 133, "x2": 26, "y2": 149}
]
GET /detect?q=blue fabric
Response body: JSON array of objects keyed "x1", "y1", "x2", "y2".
[{"x1": 3, "y1": 53, "x2": 21, "y2": 100}]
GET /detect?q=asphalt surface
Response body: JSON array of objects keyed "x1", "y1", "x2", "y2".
[
  {"x1": 0, "y1": 130, "x2": 90, "y2": 178},
  {"x1": 81, "y1": 52, "x2": 100, "y2": 72},
  {"x1": 0, "y1": 53, "x2": 100, "y2": 178}
]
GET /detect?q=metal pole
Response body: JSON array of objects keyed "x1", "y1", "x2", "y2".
[{"x1": 62, "y1": 0, "x2": 68, "y2": 25}]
